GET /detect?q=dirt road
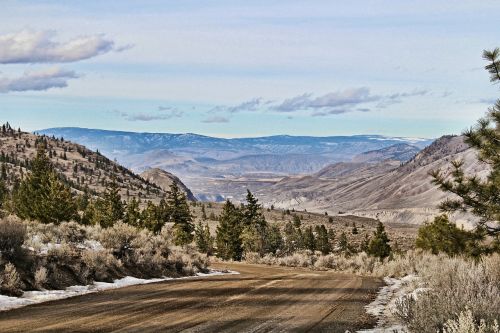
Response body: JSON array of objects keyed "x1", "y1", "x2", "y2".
[{"x1": 0, "y1": 263, "x2": 382, "y2": 333}]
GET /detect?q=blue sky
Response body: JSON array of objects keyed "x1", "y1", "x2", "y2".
[{"x1": 0, "y1": 0, "x2": 498, "y2": 138}]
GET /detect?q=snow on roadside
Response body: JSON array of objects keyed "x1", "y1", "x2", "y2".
[
  {"x1": 357, "y1": 275, "x2": 419, "y2": 333},
  {"x1": 0, "y1": 269, "x2": 239, "y2": 312}
]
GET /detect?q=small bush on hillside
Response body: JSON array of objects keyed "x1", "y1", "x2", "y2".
[
  {"x1": 0, "y1": 217, "x2": 26, "y2": 259},
  {"x1": 1, "y1": 262, "x2": 22, "y2": 296},
  {"x1": 34, "y1": 266, "x2": 48, "y2": 289}
]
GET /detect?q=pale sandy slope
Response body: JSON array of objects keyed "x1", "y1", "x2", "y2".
[{"x1": 259, "y1": 136, "x2": 487, "y2": 225}]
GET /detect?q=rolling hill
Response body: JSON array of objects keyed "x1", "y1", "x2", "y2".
[
  {"x1": 0, "y1": 123, "x2": 193, "y2": 202},
  {"x1": 257, "y1": 135, "x2": 487, "y2": 225}
]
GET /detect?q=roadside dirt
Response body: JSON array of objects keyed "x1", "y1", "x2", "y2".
[{"x1": 0, "y1": 263, "x2": 383, "y2": 333}]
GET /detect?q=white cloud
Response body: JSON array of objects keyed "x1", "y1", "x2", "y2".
[
  {"x1": 0, "y1": 30, "x2": 117, "y2": 64},
  {"x1": 0, "y1": 67, "x2": 79, "y2": 93}
]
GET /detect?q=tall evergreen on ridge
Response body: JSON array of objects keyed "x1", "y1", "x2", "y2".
[
  {"x1": 216, "y1": 200, "x2": 243, "y2": 261},
  {"x1": 13, "y1": 145, "x2": 77, "y2": 224},
  {"x1": 167, "y1": 182, "x2": 194, "y2": 246}
]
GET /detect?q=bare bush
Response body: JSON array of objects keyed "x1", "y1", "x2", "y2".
[
  {"x1": 0, "y1": 217, "x2": 26, "y2": 258},
  {"x1": 81, "y1": 249, "x2": 121, "y2": 281},
  {"x1": 442, "y1": 308, "x2": 500, "y2": 333},
  {"x1": 1, "y1": 262, "x2": 22, "y2": 296},
  {"x1": 34, "y1": 266, "x2": 48, "y2": 289},
  {"x1": 98, "y1": 222, "x2": 138, "y2": 259},
  {"x1": 395, "y1": 254, "x2": 500, "y2": 333}
]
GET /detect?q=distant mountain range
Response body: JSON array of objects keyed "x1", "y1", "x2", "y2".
[
  {"x1": 38, "y1": 127, "x2": 431, "y2": 173},
  {"x1": 38, "y1": 127, "x2": 433, "y2": 201}
]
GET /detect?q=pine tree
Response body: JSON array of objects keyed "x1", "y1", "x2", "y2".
[
  {"x1": 303, "y1": 226, "x2": 316, "y2": 252},
  {"x1": 337, "y1": 231, "x2": 349, "y2": 253},
  {"x1": 91, "y1": 181, "x2": 124, "y2": 228},
  {"x1": 216, "y1": 200, "x2": 243, "y2": 260},
  {"x1": 367, "y1": 222, "x2": 391, "y2": 259},
  {"x1": 431, "y1": 48, "x2": 500, "y2": 235},
  {"x1": 167, "y1": 182, "x2": 194, "y2": 246},
  {"x1": 0, "y1": 178, "x2": 7, "y2": 210},
  {"x1": 124, "y1": 197, "x2": 141, "y2": 227},
  {"x1": 195, "y1": 222, "x2": 214, "y2": 255},
  {"x1": 201, "y1": 204, "x2": 207, "y2": 219},
  {"x1": 316, "y1": 225, "x2": 331, "y2": 254},
  {"x1": 241, "y1": 190, "x2": 268, "y2": 255},
  {"x1": 415, "y1": 215, "x2": 482, "y2": 256},
  {"x1": 13, "y1": 145, "x2": 77, "y2": 224},
  {"x1": 141, "y1": 200, "x2": 165, "y2": 233},
  {"x1": 264, "y1": 224, "x2": 283, "y2": 255}
]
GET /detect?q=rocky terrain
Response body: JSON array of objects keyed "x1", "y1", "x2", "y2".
[{"x1": 0, "y1": 124, "x2": 193, "y2": 202}]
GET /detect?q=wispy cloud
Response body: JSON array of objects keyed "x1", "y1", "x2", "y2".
[
  {"x1": 0, "y1": 67, "x2": 79, "y2": 93},
  {"x1": 273, "y1": 88, "x2": 380, "y2": 113},
  {"x1": 202, "y1": 116, "x2": 230, "y2": 123},
  {"x1": 114, "y1": 107, "x2": 184, "y2": 121},
  {"x1": 210, "y1": 98, "x2": 270, "y2": 114},
  {"x1": 207, "y1": 87, "x2": 428, "y2": 116},
  {"x1": 0, "y1": 30, "x2": 124, "y2": 64}
]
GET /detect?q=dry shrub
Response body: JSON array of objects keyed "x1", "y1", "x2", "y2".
[
  {"x1": 0, "y1": 216, "x2": 26, "y2": 258},
  {"x1": 98, "y1": 222, "x2": 138, "y2": 259},
  {"x1": 130, "y1": 229, "x2": 170, "y2": 276},
  {"x1": 81, "y1": 249, "x2": 121, "y2": 281},
  {"x1": 169, "y1": 246, "x2": 209, "y2": 275},
  {"x1": 396, "y1": 254, "x2": 500, "y2": 333},
  {"x1": 34, "y1": 266, "x2": 48, "y2": 289},
  {"x1": 442, "y1": 308, "x2": 500, "y2": 333},
  {"x1": 1, "y1": 262, "x2": 22, "y2": 296}
]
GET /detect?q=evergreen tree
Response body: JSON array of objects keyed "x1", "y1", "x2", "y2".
[
  {"x1": 303, "y1": 226, "x2": 316, "y2": 252},
  {"x1": 283, "y1": 221, "x2": 302, "y2": 254},
  {"x1": 337, "y1": 231, "x2": 349, "y2": 253},
  {"x1": 216, "y1": 200, "x2": 243, "y2": 260},
  {"x1": 124, "y1": 197, "x2": 141, "y2": 227},
  {"x1": 0, "y1": 178, "x2": 7, "y2": 210},
  {"x1": 201, "y1": 204, "x2": 207, "y2": 219},
  {"x1": 13, "y1": 145, "x2": 77, "y2": 224},
  {"x1": 315, "y1": 225, "x2": 331, "y2": 254},
  {"x1": 241, "y1": 190, "x2": 268, "y2": 255},
  {"x1": 264, "y1": 224, "x2": 283, "y2": 255},
  {"x1": 195, "y1": 222, "x2": 214, "y2": 255},
  {"x1": 431, "y1": 48, "x2": 500, "y2": 235},
  {"x1": 416, "y1": 215, "x2": 483, "y2": 257},
  {"x1": 242, "y1": 190, "x2": 267, "y2": 229},
  {"x1": 92, "y1": 181, "x2": 124, "y2": 228},
  {"x1": 140, "y1": 201, "x2": 164, "y2": 233},
  {"x1": 167, "y1": 182, "x2": 194, "y2": 246},
  {"x1": 367, "y1": 222, "x2": 391, "y2": 259}
]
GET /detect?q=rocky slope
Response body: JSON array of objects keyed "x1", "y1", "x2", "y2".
[
  {"x1": 140, "y1": 168, "x2": 196, "y2": 201},
  {"x1": 258, "y1": 136, "x2": 487, "y2": 225},
  {"x1": 0, "y1": 123, "x2": 190, "y2": 202}
]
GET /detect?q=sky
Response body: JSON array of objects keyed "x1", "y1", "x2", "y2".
[{"x1": 0, "y1": 1, "x2": 499, "y2": 138}]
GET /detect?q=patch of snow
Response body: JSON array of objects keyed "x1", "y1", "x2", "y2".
[
  {"x1": 0, "y1": 269, "x2": 238, "y2": 312},
  {"x1": 357, "y1": 275, "x2": 419, "y2": 333}
]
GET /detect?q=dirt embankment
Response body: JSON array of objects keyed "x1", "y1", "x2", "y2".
[{"x1": 0, "y1": 263, "x2": 382, "y2": 333}]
